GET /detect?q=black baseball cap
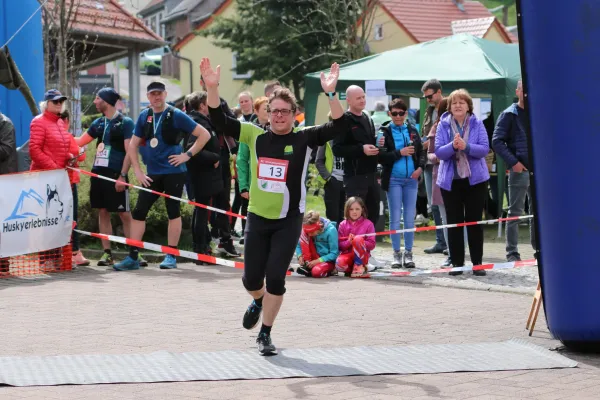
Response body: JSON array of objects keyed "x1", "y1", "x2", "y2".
[{"x1": 147, "y1": 81, "x2": 166, "y2": 93}]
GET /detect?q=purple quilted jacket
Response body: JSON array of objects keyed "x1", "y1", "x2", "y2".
[{"x1": 434, "y1": 112, "x2": 490, "y2": 191}]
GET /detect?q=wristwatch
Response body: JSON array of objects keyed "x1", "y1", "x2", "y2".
[
  {"x1": 120, "y1": 172, "x2": 127, "y2": 178},
  {"x1": 186, "y1": 151, "x2": 193, "y2": 158},
  {"x1": 326, "y1": 92, "x2": 337, "y2": 100}
]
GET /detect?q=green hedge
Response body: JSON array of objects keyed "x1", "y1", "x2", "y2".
[
  {"x1": 76, "y1": 145, "x2": 194, "y2": 248},
  {"x1": 81, "y1": 114, "x2": 102, "y2": 129}
]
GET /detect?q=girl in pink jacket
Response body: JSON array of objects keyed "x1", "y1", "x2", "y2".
[{"x1": 336, "y1": 197, "x2": 376, "y2": 278}]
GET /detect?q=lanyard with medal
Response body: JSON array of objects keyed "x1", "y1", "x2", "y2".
[
  {"x1": 95, "y1": 112, "x2": 118, "y2": 167},
  {"x1": 97, "y1": 111, "x2": 119, "y2": 152},
  {"x1": 96, "y1": 118, "x2": 110, "y2": 152},
  {"x1": 150, "y1": 108, "x2": 165, "y2": 148}
]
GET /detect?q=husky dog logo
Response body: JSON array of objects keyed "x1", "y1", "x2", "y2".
[
  {"x1": 4, "y1": 189, "x2": 44, "y2": 221},
  {"x1": 46, "y1": 185, "x2": 64, "y2": 220}
]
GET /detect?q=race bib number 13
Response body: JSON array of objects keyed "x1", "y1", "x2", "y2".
[{"x1": 257, "y1": 157, "x2": 288, "y2": 193}]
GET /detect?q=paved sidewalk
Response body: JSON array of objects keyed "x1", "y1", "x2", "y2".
[{"x1": 0, "y1": 253, "x2": 598, "y2": 399}]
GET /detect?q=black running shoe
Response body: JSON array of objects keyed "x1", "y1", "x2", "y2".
[
  {"x1": 219, "y1": 240, "x2": 241, "y2": 257},
  {"x1": 257, "y1": 333, "x2": 277, "y2": 356},
  {"x1": 296, "y1": 266, "x2": 310, "y2": 276},
  {"x1": 243, "y1": 300, "x2": 262, "y2": 330}
]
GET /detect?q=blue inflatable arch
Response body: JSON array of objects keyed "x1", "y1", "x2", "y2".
[{"x1": 517, "y1": 0, "x2": 600, "y2": 352}]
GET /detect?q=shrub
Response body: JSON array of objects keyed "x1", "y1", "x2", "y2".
[{"x1": 81, "y1": 114, "x2": 102, "y2": 129}]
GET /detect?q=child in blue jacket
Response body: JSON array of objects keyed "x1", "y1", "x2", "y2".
[{"x1": 295, "y1": 211, "x2": 339, "y2": 278}]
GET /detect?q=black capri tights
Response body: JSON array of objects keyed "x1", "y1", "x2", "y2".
[
  {"x1": 242, "y1": 212, "x2": 303, "y2": 296},
  {"x1": 132, "y1": 173, "x2": 186, "y2": 221}
]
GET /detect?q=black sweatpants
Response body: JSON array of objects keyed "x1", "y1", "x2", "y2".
[
  {"x1": 231, "y1": 179, "x2": 249, "y2": 232},
  {"x1": 344, "y1": 172, "x2": 380, "y2": 226},
  {"x1": 441, "y1": 179, "x2": 488, "y2": 267},
  {"x1": 324, "y1": 177, "x2": 345, "y2": 225},
  {"x1": 192, "y1": 187, "x2": 232, "y2": 253},
  {"x1": 242, "y1": 212, "x2": 303, "y2": 296}
]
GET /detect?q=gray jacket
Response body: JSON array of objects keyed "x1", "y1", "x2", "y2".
[{"x1": 0, "y1": 112, "x2": 17, "y2": 175}]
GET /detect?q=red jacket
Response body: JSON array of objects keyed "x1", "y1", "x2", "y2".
[{"x1": 29, "y1": 111, "x2": 80, "y2": 183}]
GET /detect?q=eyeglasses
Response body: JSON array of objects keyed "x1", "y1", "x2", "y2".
[
  {"x1": 390, "y1": 111, "x2": 406, "y2": 117},
  {"x1": 424, "y1": 94, "x2": 435, "y2": 100},
  {"x1": 50, "y1": 99, "x2": 65, "y2": 105},
  {"x1": 267, "y1": 108, "x2": 293, "y2": 117}
]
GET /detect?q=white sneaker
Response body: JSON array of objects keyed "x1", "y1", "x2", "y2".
[
  {"x1": 366, "y1": 263, "x2": 377, "y2": 272},
  {"x1": 415, "y1": 214, "x2": 429, "y2": 226},
  {"x1": 368, "y1": 255, "x2": 385, "y2": 267}
]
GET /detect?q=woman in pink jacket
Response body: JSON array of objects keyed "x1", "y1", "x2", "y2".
[
  {"x1": 29, "y1": 89, "x2": 80, "y2": 183},
  {"x1": 336, "y1": 197, "x2": 376, "y2": 278}
]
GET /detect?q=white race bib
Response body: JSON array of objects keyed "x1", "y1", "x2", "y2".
[
  {"x1": 257, "y1": 157, "x2": 288, "y2": 193},
  {"x1": 94, "y1": 145, "x2": 111, "y2": 168}
]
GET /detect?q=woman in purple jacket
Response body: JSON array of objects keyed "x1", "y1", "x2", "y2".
[{"x1": 435, "y1": 89, "x2": 490, "y2": 276}]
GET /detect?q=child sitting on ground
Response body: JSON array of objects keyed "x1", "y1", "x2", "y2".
[
  {"x1": 336, "y1": 197, "x2": 376, "y2": 278},
  {"x1": 295, "y1": 211, "x2": 339, "y2": 278}
]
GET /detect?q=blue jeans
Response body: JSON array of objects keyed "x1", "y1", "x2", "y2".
[
  {"x1": 387, "y1": 177, "x2": 418, "y2": 252},
  {"x1": 424, "y1": 165, "x2": 446, "y2": 248}
]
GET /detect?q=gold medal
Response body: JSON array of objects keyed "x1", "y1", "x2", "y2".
[
  {"x1": 97, "y1": 143, "x2": 105, "y2": 152},
  {"x1": 150, "y1": 138, "x2": 159, "y2": 148}
]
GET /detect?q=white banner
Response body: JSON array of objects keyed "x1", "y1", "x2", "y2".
[
  {"x1": 365, "y1": 80, "x2": 387, "y2": 97},
  {"x1": 0, "y1": 169, "x2": 73, "y2": 257}
]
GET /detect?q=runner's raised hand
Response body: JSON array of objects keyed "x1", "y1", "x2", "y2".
[
  {"x1": 320, "y1": 62, "x2": 340, "y2": 93},
  {"x1": 199, "y1": 58, "x2": 220, "y2": 89}
]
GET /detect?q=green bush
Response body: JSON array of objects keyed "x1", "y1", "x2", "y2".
[
  {"x1": 81, "y1": 113, "x2": 102, "y2": 129},
  {"x1": 76, "y1": 145, "x2": 194, "y2": 249}
]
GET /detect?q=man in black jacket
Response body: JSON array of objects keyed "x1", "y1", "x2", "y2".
[
  {"x1": 201, "y1": 76, "x2": 240, "y2": 249},
  {"x1": 492, "y1": 80, "x2": 535, "y2": 262},
  {"x1": 332, "y1": 85, "x2": 381, "y2": 225},
  {"x1": 185, "y1": 91, "x2": 239, "y2": 259},
  {"x1": 0, "y1": 111, "x2": 17, "y2": 273}
]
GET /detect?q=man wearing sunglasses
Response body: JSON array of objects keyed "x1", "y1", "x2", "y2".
[{"x1": 421, "y1": 79, "x2": 448, "y2": 256}]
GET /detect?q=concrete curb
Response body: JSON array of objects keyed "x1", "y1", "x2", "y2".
[
  {"x1": 373, "y1": 274, "x2": 536, "y2": 296},
  {"x1": 81, "y1": 249, "x2": 535, "y2": 296}
]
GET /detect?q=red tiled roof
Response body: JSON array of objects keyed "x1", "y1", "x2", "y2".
[
  {"x1": 45, "y1": 0, "x2": 163, "y2": 43},
  {"x1": 451, "y1": 16, "x2": 495, "y2": 37},
  {"x1": 379, "y1": 0, "x2": 517, "y2": 43}
]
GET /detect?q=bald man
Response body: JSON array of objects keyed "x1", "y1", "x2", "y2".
[{"x1": 332, "y1": 85, "x2": 381, "y2": 225}]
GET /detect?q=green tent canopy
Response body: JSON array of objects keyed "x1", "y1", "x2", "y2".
[{"x1": 303, "y1": 33, "x2": 521, "y2": 229}]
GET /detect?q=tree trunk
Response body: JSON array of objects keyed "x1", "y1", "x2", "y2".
[
  {"x1": 503, "y1": 5, "x2": 509, "y2": 26},
  {"x1": 292, "y1": 79, "x2": 302, "y2": 104}
]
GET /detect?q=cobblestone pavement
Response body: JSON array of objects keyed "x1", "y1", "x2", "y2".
[{"x1": 1, "y1": 239, "x2": 598, "y2": 400}]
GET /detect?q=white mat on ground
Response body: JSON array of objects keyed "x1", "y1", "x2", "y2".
[{"x1": 0, "y1": 339, "x2": 576, "y2": 387}]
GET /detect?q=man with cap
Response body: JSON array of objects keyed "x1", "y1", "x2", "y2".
[
  {"x1": 113, "y1": 79, "x2": 212, "y2": 271},
  {"x1": 76, "y1": 88, "x2": 146, "y2": 267}
]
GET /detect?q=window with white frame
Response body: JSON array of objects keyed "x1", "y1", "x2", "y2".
[
  {"x1": 232, "y1": 53, "x2": 252, "y2": 79},
  {"x1": 374, "y1": 24, "x2": 383, "y2": 40}
]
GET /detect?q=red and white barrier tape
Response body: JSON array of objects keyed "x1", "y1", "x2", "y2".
[
  {"x1": 74, "y1": 229, "x2": 248, "y2": 270},
  {"x1": 367, "y1": 259, "x2": 537, "y2": 278},
  {"x1": 69, "y1": 167, "x2": 245, "y2": 220},
  {"x1": 75, "y1": 229, "x2": 536, "y2": 278},
  {"x1": 341, "y1": 215, "x2": 533, "y2": 240}
]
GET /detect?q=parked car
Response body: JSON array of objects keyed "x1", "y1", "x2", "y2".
[
  {"x1": 140, "y1": 48, "x2": 163, "y2": 75},
  {"x1": 119, "y1": 47, "x2": 165, "y2": 75}
]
